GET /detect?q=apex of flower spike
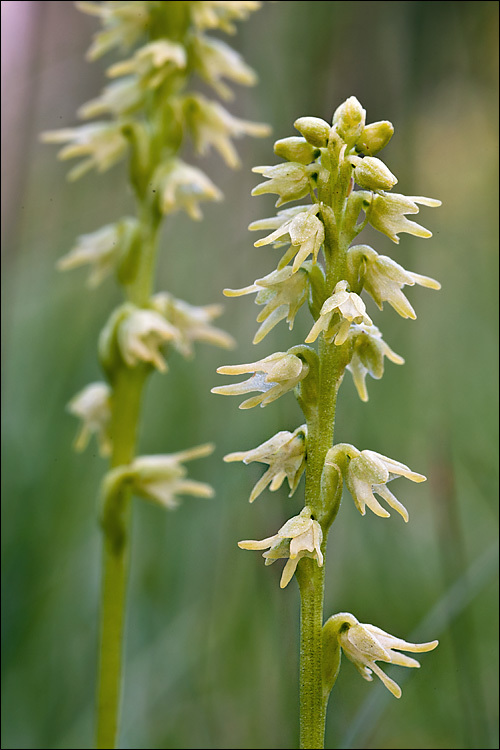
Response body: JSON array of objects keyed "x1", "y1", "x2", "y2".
[
  {"x1": 323, "y1": 612, "x2": 438, "y2": 698},
  {"x1": 332, "y1": 96, "x2": 366, "y2": 147}
]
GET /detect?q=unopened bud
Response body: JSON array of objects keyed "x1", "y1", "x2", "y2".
[
  {"x1": 349, "y1": 155, "x2": 397, "y2": 191},
  {"x1": 356, "y1": 120, "x2": 394, "y2": 155},
  {"x1": 294, "y1": 116, "x2": 330, "y2": 148},
  {"x1": 332, "y1": 96, "x2": 366, "y2": 146},
  {"x1": 274, "y1": 136, "x2": 316, "y2": 165}
]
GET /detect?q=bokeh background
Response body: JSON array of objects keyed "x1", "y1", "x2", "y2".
[{"x1": 2, "y1": 2, "x2": 498, "y2": 749}]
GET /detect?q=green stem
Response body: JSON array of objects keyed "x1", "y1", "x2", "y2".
[
  {"x1": 297, "y1": 223, "x2": 348, "y2": 748},
  {"x1": 297, "y1": 341, "x2": 340, "y2": 749},
  {"x1": 95, "y1": 206, "x2": 159, "y2": 749},
  {"x1": 297, "y1": 560, "x2": 326, "y2": 750}
]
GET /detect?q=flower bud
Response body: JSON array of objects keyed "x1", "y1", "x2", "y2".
[
  {"x1": 332, "y1": 96, "x2": 366, "y2": 147},
  {"x1": 349, "y1": 155, "x2": 397, "y2": 191},
  {"x1": 274, "y1": 136, "x2": 316, "y2": 165},
  {"x1": 293, "y1": 116, "x2": 330, "y2": 148},
  {"x1": 356, "y1": 120, "x2": 394, "y2": 155}
]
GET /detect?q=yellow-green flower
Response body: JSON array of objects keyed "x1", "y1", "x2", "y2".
[
  {"x1": 346, "y1": 323, "x2": 404, "y2": 401},
  {"x1": 293, "y1": 116, "x2": 331, "y2": 148},
  {"x1": 190, "y1": 1, "x2": 262, "y2": 34},
  {"x1": 192, "y1": 35, "x2": 258, "y2": 99},
  {"x1": 118, "y1": 307, "x2": 179, "y2": 372},
  {"x1": 252, "y1": 162, "x2": 313, "y2": 207},
  {"x1": 224, "y1": 265, "x2": 311, "y2": 343},
  {"x1": 151, "y1": 292, "x2": 235, "y2": 357},
  {"x1": 67, "y1": 382, "x2": 112, "y2": 456},
  {"x1": 238, "y1": 506, "x2": 323, "y2": 588},
  {"x1": 323, "y1": 612, "x2": 438, "y2": 698},
  {"x1": 306, "y1": 280, "x2": 372, "y2": 346},
  {"x1": 129, "y1": 444, "x2": 215, "y2": 510},
  {"x1": 248, "y1": 205, "x2": 312, "y2": 236},
  {"x1": 41, "y1": 122, "x2": 128, "y2": 180},
  {"x1": 252, "y1": 205, "x2": 324, "y2": 272},
  {"x1": 348, "y1": 244, "x2": 441, "y2": 319},
  {"x1": 77, "y1": 1, "x2": 151, "y2": 60},
  {"x1": 355, "y1": 120, "x2": 394, "y2": 156},
  {"x1": 56, "y1": 218, "x2": 139, "y2": 288},
  {"x1": 224, "y1": 425, "x2": 307, "y2": 502},
  {"x1": 364, "y1": 191, "x2": 441, "y2": 244},
  {"x1": 183, "y1": 94, "x2": 269, "y2": 168},
  {"x1": 274, "y1": 136, "x2": 317, "y2": 165},
  {"x1": 344, "y1": 448, "x2": 426, "y2": 522},
  {"x1": 153, "y1": 159, "x2": 222, "y2": 220},
  {"x1": 78, "y1": 77, "x2": 144, "y2": 119},
  {"x1": 212, "y1": 351, "x2": 309, "y2": 409},
  {"x1": 107, "y1": 39, "x2": 187, "y2": 88},
  {"x1": 332, "y1": 96, "x2": 366, "y2": 147}
]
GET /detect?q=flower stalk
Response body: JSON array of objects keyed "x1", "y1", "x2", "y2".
[
  {"x1": 215, "y1": 97, "x2": 440, "y2": 748},
  {"x1": 44, "y1": 2, "x2": 268, "y2": 747}
]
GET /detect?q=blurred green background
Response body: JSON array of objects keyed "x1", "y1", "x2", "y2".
[{"x1": 1, "y1": 2, "x2": 498, "y2": 748}]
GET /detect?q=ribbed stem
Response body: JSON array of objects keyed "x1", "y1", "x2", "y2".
[
  {"x1": 297, "y1": 219, "x2": 348, "y2": 748},
  {"x1": 95, "y1": 208, "x2": 159, "y2": 749},
  {"x1": 297, "y1": 560, "x2": 326, "y2": 749}
]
